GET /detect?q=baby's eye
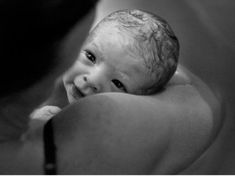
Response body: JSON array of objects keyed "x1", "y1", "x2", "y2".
[
  {"x1": 84, "y1": 50, "x2": 96, "y2": 64},
  {"x1": 112, "y1": 79, "x2": 127, "y2": 92}
]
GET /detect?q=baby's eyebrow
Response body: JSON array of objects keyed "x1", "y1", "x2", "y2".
[
  {"x1": 89, "y1": 43, "x2": 105, "y2": 61},
  {"x1": 118, "y1": 71, "x2": 129, "y2": 81}
]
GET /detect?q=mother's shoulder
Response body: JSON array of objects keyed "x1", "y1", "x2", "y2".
[{"x1": 54, "y1": 65, "x2": 222, "y2": 174}]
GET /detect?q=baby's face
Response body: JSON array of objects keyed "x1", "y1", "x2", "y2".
[{"x1": 63, "y1": 24, "x2": 154, "y2": 103}]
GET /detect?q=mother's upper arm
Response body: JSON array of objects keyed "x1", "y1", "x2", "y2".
[{"x1": 53, "y1": 66, "x2": 221, "y2": 174}]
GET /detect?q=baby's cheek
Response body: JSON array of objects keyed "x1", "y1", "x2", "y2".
[{"x1": 63, "y1": 65, "x2": 81, "y2": 84}]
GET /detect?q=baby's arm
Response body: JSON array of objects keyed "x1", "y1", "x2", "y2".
[{"x1": 30, "y1": 105, "x2": 62, "y2": 120}]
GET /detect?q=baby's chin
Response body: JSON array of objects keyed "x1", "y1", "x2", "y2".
[
  {"x1": 68, "y1": 96, "x2": 78, "y2": 104},
  {"x1": 65, "y1": 84, "x2": 83, "y2": 104},
  {"x1": 67, "y1": 94, "x2": 86, "y2": 104}
]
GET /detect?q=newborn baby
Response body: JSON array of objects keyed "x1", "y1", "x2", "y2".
[{"x1": 31, "y1": 9, "x2": 179, "y2": 120}]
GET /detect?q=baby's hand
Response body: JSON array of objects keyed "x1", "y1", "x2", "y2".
[{"x1": 30, "y1": 106, "x2": 62, "y2": 121}]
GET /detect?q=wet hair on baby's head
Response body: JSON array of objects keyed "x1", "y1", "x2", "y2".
[{"x1": 92, "y1": 9, "x2": 179, "y2": 94}]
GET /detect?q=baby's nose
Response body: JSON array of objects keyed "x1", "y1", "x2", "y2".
[
  {"x1": 82, "y1": 76, "x2": 99, "y2": 93},
  {"x1": 74, "y1": 75, "x2": 99, "y2": 95}
]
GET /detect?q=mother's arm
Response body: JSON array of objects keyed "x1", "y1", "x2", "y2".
[{"x1": 52, "y1": 65, "x2": 222, "y2": 174}]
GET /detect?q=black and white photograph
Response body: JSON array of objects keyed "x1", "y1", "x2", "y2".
[{"x1": 0, "y1": 0, "x2": 234, "y2": 174}]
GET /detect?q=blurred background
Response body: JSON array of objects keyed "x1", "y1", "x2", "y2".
[{"x1": 94, "y1": 0, "x2": 235, "y2": 174}]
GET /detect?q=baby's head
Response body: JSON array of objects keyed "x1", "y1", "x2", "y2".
[{"x1": 63, "y1": 9, "x2": 179, "y2": 103}]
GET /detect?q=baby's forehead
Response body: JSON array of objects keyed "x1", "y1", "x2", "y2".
[
  {"x1": 86, "y1": 22, "x2": 122, "y2": 44},
  {"x1": 91, "y1": 21, "x2": 126, "y2": 38},
  {"x1": 87, "y1": 20, "x2": 157, "y2": 72},
  {"x1": 89, "y1": 23, "x2": 140, "y2": 53}
]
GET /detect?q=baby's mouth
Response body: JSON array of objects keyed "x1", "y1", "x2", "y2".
[{"x1": 70, "y1": 84, "x2": 85, "y2": 100}]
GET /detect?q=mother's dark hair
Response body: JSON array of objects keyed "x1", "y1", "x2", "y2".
[{"x1": 0, "y1": 0, "x2": 98, "y2": 97}]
